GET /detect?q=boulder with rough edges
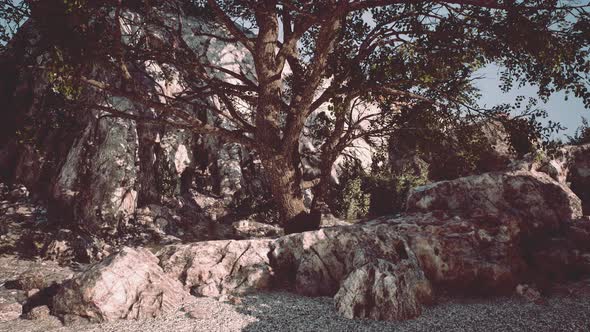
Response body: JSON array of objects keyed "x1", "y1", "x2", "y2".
[
  {"x1": 335, "y1": 258, "x2": 432, "y2": 321},
  {"x1": 367, "y1": 212, "x2": 527, "y2": 293},
  {"x1": 157, "y1": 239, "x2": 274, "y2": 297},
  {"x1": 270, "y1": 226, "x2": 433, "y2": 320},
  {"x1": 48, "y1": 168, "x2": 590, "y2": 322},
  {"x1": 0, "y1": 301, "x2": 21, "y2": 322},
  {"x1": 406, "y1": 170, "x2": 582, "y2": 235},
  {"x1": 232, "y1": 219, "x2": 284, "y2": 239},
  {"x1": 509, "y1": 144, "x2": 590, "y2": 213},
  {"x1": 52, "y1": 247, "x2": 188, "y2": 322}
]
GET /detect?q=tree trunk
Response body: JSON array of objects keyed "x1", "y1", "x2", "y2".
[
  {"x1": 312, "y1": 153, "x2": 338, "y2": 210},
  {"x1": 312, "y1": 98, "x2": 350, "y2": 211},
  {"x1": 261, "y1": 152, "x2": 306, "y2": 224}
]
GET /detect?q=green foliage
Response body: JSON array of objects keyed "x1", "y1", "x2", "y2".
[
  {"x1": 491, "y1": 96, "x2": 564, "y2": 155},
  {"x1": 389, "y1": 105, "x2": 497, "y2": 180},
  {"x1": 568, "y1": 117, "x2": 590, "y2": 145},
  {"x1": 392, "y1": 166, "x2": 429, "y2": 210},
  {"x1": 153, "y1": 145, "x2": 183, "y2": 199},
  {"x1": 15, "y1": 90, "x2": 78, "y2": 150},
  {"x1": 330, "y1": 160, "x2": 371, "y2": 220},
  {"x1": 342, "y1": 176, "x2": 371, "y2": 220},
  {"x1": 63, "y1": 0, "x2": 86, "y2": 13},
  {"x1": 46, "y1": 47, "x2": 83, "y2": 100},
  {"x1": 532, "y1": 148, "x2": 547, "y2": 165},
  {"x1": 330, "y1": 150, "x2": 429, "y2": 220}
]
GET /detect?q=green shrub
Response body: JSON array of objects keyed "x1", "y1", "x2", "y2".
[
  {"x1": 329, "y1": 154, "x2": 429, "y2": 220},
  {"x1": 568, "y1": 117, "x2": 590, "y2": 145},
  {"x1": 341, "y1": 176, "x2": 371, "y2": 220}
]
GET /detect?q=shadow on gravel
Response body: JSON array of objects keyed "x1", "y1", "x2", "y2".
[{"x1": 234, "y1": 291, "x2": 590, "y2": 332}]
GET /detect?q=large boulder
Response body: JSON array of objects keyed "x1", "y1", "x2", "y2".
[
  {"x1": 52, "y1": 247, "x2": 188, "y2": 322},
  {"x1": 157, "y1": 239, "x2": 274, "y2": 297},
  {"x1": 271, "y1": 227, "x2": 418, "y2": 296},
  {"x1": 565, "y1": 144, "x2": 590, "y2": 214},
  {"x1": 509, "y1": 144, "x2": 590, "y2": 214},
  {"x1": 334, "y1": 258, "x2": 432, "y2": 321},
  {"x1": 406, "y1": 170, "x2": 583, "y2": 235},
  {"x1": 46, "y1": 169, "x2": 588, "y2": 322},
  {"x1": 0, "y1": 300, "x2": 21, "y2": 322},
  {"x1": 270, "y1": 226, "x2": 434, "y2": 320},
  {"x1": 368, "y1": 212, "x2": 528, "y2": 293}
]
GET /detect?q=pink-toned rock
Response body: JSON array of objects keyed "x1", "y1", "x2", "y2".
[
  {"x1": 0, "y1": 301, "x2": 21, "y2": 322},
  {"x1": 406, "y1": 170, "x2": 582, "y2": 234},
  {"x1": 372, "y1": 212, "x2": 527, "y2": 292},
  {"x1": 158, "y1": 239, "x2": 274, "y2": 297},
  {"x1": 271, "y1": 226, "x2": 433, "y2": 320},
  {"x1": 52, "y1": 247, "x2": 188, "y2": 322}
]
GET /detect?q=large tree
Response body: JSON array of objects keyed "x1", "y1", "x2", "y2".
[{"x1": 3, "y1": 0, "x2": 590, "y2": 225}]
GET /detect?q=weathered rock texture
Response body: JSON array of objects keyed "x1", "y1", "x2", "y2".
[
  {"x1": 367, "y1": 212, "x2": 527, "y2": 292},
  {"x1": 270, "y1": 226, "x2": 432, "y2": 319},
  {"x1": 406, "y1": 170, "x2": 583, "y2": 234},
  {"x1": 232, "y1": 220, "x2": 284, "y2": 239},
  {"x1": 531, "y1": 144, "x2": 590, "y2": 214},
  {"x1": 157, "y1": 239, "x2": 274, "y2": 297},
  {"x1": 42, "y1": 166, "x2": 590, "y2": 322},
  {"x1": 52, "y1": 247, "x2": 188, "y2": 321},
  {"x1": 334, "y1": 258, "x2": 431, "y2": 320},
  {"x1": 0, "y1": 301, "x2": 22, "y2": 322},
  {"x1": 0, "y1": 11, "x2": 271, "y2": 244}
]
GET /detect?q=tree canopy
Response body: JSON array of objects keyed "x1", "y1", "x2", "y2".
[{"x1": 2, "y1": 0, "x2": 589, "y2": 225}]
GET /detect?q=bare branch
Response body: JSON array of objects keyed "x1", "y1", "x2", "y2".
[{"x1": 207, "y1": 0, "x2": 255, "y2": 52}]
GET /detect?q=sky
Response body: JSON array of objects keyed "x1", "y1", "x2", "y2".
[{"x1": 476, "y1": 65, "x2": 588, "y2": 139}]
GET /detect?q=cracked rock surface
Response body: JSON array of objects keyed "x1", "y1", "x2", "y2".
[
  {"x1": 52, "y1": 247, "x2": 188, "y2": 322},
  {"x1": 37, "y1": 169, "x2": 590, "y2": 322},
  {"x1": 157, "y1": 239, "x2": 274, "y2": 297},
  {"x1": 406, "y1": 170, "x2": 583, "y2": 234}
]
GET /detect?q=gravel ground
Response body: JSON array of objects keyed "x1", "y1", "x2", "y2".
[
  {"x1": 1, "y1": 256, "x2": 589, "y2": 332},
  {"x1": 1, "y1": 289, "x2": 589, "y2": 332}
]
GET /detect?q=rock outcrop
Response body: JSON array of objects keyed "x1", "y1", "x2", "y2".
[
  {"x1": 0, "y1": 9, "x2": 271, "y2": 245},
  {"x1": 52, "y1": 247, "x2": 188, "y2": 321},
  {"x1": 334, "y1": 257, "x2": 432, "y2": 320},
  {"x1": 231, "y1": 219, "x2": 283, "y2": 239},
  {"x1": 406, "y1": 170, "x2": 583, "y2": 234},
  {"x1": 512, "y1": 144, "x2": 590, "y2": 214},
  {"x1": 40, "y1": 166, "x2": 590, "y2": 322},
  {"x1": 0, "y1": 301, "x2": 22, "y2": 322},
  {"x1": 157, "y1": 239, "x2": 274, "y2": 297},
  {"x1": 270, "y1": 225, "x2": 433, "y2": 320}
]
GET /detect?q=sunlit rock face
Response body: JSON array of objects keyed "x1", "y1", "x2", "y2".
[
  {"x1": 158, "y1": 239, "x2": 275, "y2": 297},
  {"x1": 52, "y1": 247, "x2": 189, "y2": 322}
]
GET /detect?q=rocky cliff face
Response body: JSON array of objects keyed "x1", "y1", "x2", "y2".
[
  {"x1": 0, "y1": 5, "x2": 386, "y2": 249},
  {"x1": 0, "y1": 10, "x2": 271, "y2": 246}
]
